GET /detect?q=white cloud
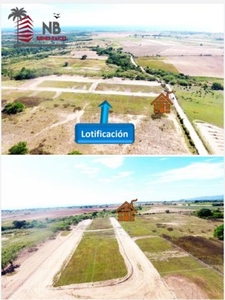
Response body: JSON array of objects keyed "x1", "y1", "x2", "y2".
[
  {"x1": 93, "y1": 156, "x2": 124, "y2": 169},
  {"x1": 98, "y1": 170, "x2": 133, "y2": 184},
  {"x1": 74, "y1": 163, "x2": 99, "y2": 177},
  {"x1": 150, "y1": 162, "x2": 224, "y2": 183}
]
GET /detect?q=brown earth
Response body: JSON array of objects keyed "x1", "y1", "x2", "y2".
[
  {"x1": 2, "y1": 76, "x2": 190, "y2": 155},
  {"x1": 1, "y1": 207, "x2": 117, "y2": 221},
  {"x1": 164, "y1": 275, "x2": 209, "y2": 299}
]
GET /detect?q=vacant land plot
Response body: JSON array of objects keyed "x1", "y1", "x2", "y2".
[
  {"x1": 4, "y1": 57, "x2": 116, "y2": 77},
  {"x1": 54, "y1": 218, "x2": 126, "y2": 286},
  {"x1": 96, "y1": 82, "x2": 163, "y2": 93},
  {"x1": 166, "y1": 56, "x2": 224, "y2": 77},
  {"x1": 175, "y1": 85, "x2": 223, "y2": 128},
  {"x1": 121, "y1": 36, "x2": 223, "y2": 58},
  {"x1": 121, "y1": 214, "x2": 224, "y2": 299},
  {"x1": 136, "y1": 57, "x2": 179, "y2": 74},
  {"x1": 38, "y1": 80, "x2": 92, "y2": 90},
  {"x1": 2, "y1": 79, "x2": 189, "y2": 155}
]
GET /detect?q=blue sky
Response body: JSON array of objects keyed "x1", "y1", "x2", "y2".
[
  {"x1": 1, "y1": 3, "x2": 224, "y2": 32},
  {"x1": 1, "y1": 156, "x2": 224, "y2": 209}
]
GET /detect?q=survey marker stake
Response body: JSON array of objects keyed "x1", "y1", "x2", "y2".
[{"x1": 98, "y1": 100, "x2": 112, "y2": 124}]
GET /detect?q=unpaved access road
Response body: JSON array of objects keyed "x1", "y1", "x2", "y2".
[{"x1": 2, "y1": 217, "x2": 175, "y2": 300}]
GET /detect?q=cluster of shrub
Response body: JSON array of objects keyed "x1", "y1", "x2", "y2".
[
  {"x1": 176, "y1": 113, "x2": 196, "y2": 150},
  {"x1": 145, "y1": 67, "x2": 191, "y2": 86},
  {"x1": 196, "y1": 208, "x2": 223, "y2": 219},
  {"x1": 92, "y1": 46, "x2": 154, "y2": 80}
]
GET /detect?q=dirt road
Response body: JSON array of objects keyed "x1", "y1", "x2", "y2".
[
  {"x1": 2, "y1": 217, "x2": 175, "y2": 300},
  {"x1": 165, "y1": 85, "x2": 208, "y2": 155},
  {"x1": 2, "y1": 220, "x2": 92, "y2": 300}
]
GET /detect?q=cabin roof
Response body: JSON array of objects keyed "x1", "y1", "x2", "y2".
[
  {"x1": 116, "y1": 201, "x2": 137, "y2": 213},
  {"x1": 151, "y1": 92, "x2": 173, "y2": 105}
]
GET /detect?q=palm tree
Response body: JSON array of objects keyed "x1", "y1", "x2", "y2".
[{"x1": 8, "y1": 7, "x2": 27, "y2": 44}]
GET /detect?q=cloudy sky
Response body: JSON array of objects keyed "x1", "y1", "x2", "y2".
[
  {"x1": 1, "y1": 3, "x2": 224, "y2": 32},
  {"x1": 1, "y1": 156, "x2": 223, "y2": 209}
]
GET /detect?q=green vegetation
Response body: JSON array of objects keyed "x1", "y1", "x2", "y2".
[
  {"x1": 92, "y1": 46, "x2": 155, "y2": 80},
  {"x1": 67, "y1": 150, "x2": 83, "y2": 155},
  {"x1": 175, "y1": 84, "x2": 223, "y2": 128},
  {"x1": 136, "y1": 57, "x2": 179, "y2": 74},
  {"x1": 50, "y1": 92, "x2": 154, "y2": 117},
  {"x1": 211, "y1": 82, "x2": 223, "y2": 90},
  {"x1": 163, "y1": 235, "x2": 223, "y2": 271},
  {"x1": 136, "y1": 236, "x2": 173, "y2": 252},
  {"x1": 1, "y1": 213, "x2": 92, "y2": 270},
  {"x1": 55, "y1": 218, "x2": 126, "y2": 286},
  {"x1": 121, "y1": 213, "x2": 223, "y2": 299},
  {"x1": 2, "y1": 101, "x2": 25, "y2": 114},
  {"x1": 8, "y1": 141, "x2": 29, "y2": 155},
  {"x1": 196, "y1": 208, "x2": 223, "y2": 219},
  {"x1": 38, "y1": 80, "x2": 92, "y2": 89},
  {"x1": 214, "y1": 224, "x2": 224, "y2": 240}
]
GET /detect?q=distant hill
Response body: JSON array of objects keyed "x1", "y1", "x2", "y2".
[{"x1": 181, "y1": 195, "x2": 224, "y2": 202}]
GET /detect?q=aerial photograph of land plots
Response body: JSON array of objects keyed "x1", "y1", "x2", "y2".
[
  {"x1": 1, "y1": 3, "x2": 224, "y2": 155},
  {"x1": 1, "y1": 155, "x2": 224, "y2": 299}
]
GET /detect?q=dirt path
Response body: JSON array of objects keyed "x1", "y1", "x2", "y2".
[
  {"x1": 2, "y1": 219, "x2": 92, "y2": 300},
  {"x1": 2, "y1": 85, "x2": 159, "y2": 98},
  {"x1": 2, "y1": 218, "x2": 175, "y2": 300},
  {"x1": 57, "y1": 217, "x2": 176, "y2": 299}
]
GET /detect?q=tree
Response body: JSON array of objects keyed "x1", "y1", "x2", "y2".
[
  {"x1": 2, "y1": 102, "x2": 25, "y2": 114},
  {"x1": 214, "y1": 224, "x2": 224, "y2": 240},
  {"x1": 8, "y1": 7, "x2": 27, "y2": 44},
  {"x1": 8, "y1": 141, "x2": 29, "y2": 155},
  {"x1": 196, "y1": 208, "x2": 213, "y2": 218},
  {"x1": 211, "y1": 82, "x2": 223, "y2": 90},
  {"x1": 13, "y1": 220, "x2": 27, "y2": 229},
  {"x1": 81, "y1": 55, "x2": 87, "y2": 60}
]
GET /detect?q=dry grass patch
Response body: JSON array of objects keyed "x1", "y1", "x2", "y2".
[
  {"x1": 96, "y1": 83, "x2": 163, "y2": 93},
  {"x1": 54, "y1": 229, "x2": 127, "y2": 286},
  {"x1": 38, "y1": 80, "x2": 92, "y2": 89}
]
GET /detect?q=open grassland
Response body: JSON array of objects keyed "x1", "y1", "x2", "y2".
[
  {"x1": 38, "y1": 80, "x2": 92, "y2": 89},
  {"x1": 120, "y1": 213, "x2": 223, "y2": 299},
  {"x1": 4, "y1": 57, "x2": 117, "y2": 77},
  {"x1": 96, "y1": 82, "x2": 163, "y2": 93},
  {"x1": 2, "y1": 228, "x2": 54, "y2": 269},
  {"x1": 87, "y1": 217, "x2": 113, "y2": 230},
  {"x1": 55, "y1": 218, "x2": 127, "y2": 286},
  {"x1": 52, "y1": 92, "x2": 154, "y2": 116},
  {"x1": 136, "y1": 57, "x2": 179, "y2": 74},
  {"x1": 167, "y1": 235, "x2": 223, "y2": 273},
  {"x1": 120, "y1": 213, "x2": 223, "y2": 239},
  {"x1": 175, "y1": 85, "x2": 223, "y2": 128}
]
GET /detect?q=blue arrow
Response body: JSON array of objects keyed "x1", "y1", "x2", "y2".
[{"x1": 98, "y1": 100, "x2": 112, "y2": 124}]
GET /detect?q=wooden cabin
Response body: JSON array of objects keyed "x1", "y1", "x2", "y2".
[
  {"x1": 116, "y1": 199, "x2": 137, "y2": 221},
  {"x1": 151, "y1": 92, "x2": 173, "y2": 114}
]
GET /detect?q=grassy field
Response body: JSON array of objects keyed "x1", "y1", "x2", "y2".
[
  {"x1": 2, "y1": 228, "x2": 54, "y2": 269},
  {"x1": 38, "y1": 80, "x2": 93, "y2": 89},
  {"x1": 121, "y1": 213, "x2": 223, "y2": 239},
  {"x1": 96, "y1": 83, "x2": 163, "y2": 94},
  {"x1": 121, "y1": 213, "x2": 224, "y2": 299},
  {"x1": 175, "y1": 85, "x2": 223, "y2": 127},
  {"x1": 136, "y1": 57, "x2": 179, "y2": 74},
  {"x1": 87, "y1": 217, "x2": 112, "y2": 230},
  {"x1": 4, "y1": 57, "x2": 116, "y2": 77},
  {"x1": 55, "y1": 218, "x2": 127, "y2": 286},
  {"x1": 51, "y1": 92, "x2": 154, "y2": 116}
]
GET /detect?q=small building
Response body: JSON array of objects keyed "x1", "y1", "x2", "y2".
[
  {"x1": 151, "y1": 92, "x2": 173, "y2": 114},
  {"x1": 116, "y1": 199, "x2": 138, "y2": 221}
]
